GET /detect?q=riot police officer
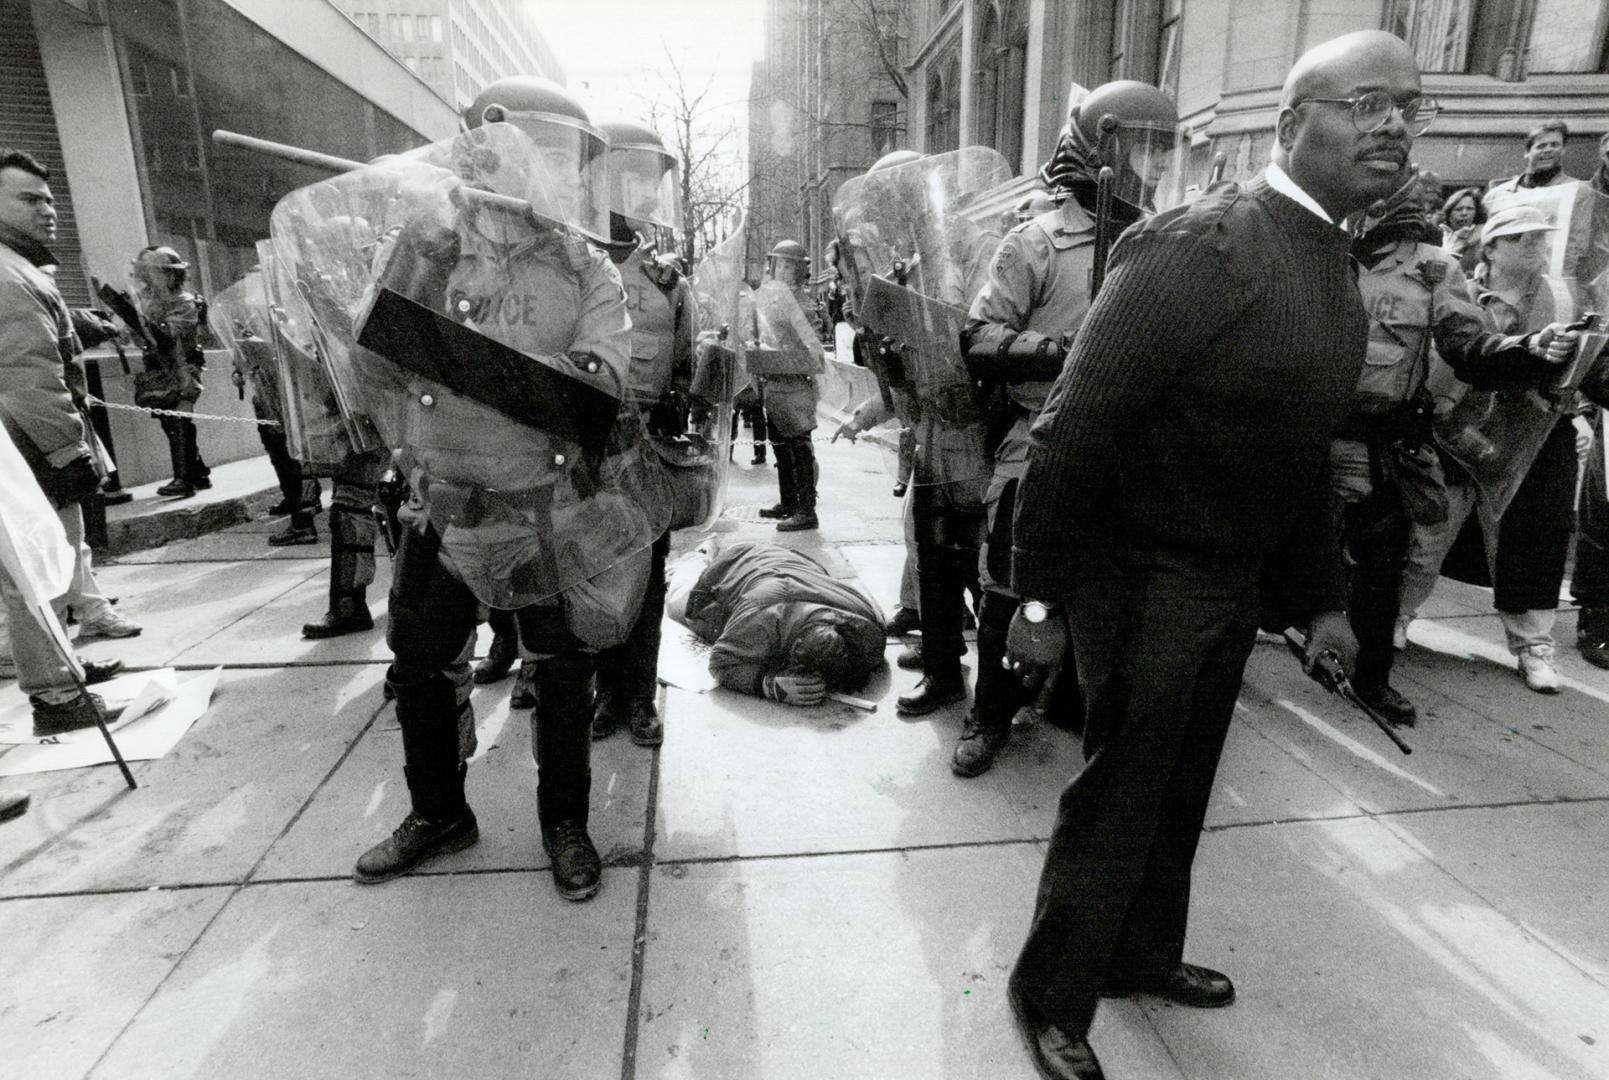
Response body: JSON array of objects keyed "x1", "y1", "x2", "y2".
[
  {"x1": 757, "y1": 239, "x2": 825, "y2": 532},
  {"x1": 590, "y1": 117, "x2": 695, "y2": 747},
  {"x1": 953, "y1": 79, "x2": 1180, "y2": 774},
  {"x1": 341, "y1": 77, "x2": 664, "y2": 902},
  {"x1": 130, "y1": 246, "x2": 210, "y2": 497}
]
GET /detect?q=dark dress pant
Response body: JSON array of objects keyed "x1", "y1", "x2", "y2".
[{"x1": 1010, "y1": 548, "x2": 1260, "y2": 1036}]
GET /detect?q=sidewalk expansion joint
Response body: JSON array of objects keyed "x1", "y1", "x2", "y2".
[
  {"x1": 619, "y1": 710, "x2": 663, "y2": 1080},
  {"x1": 83, "y1": 693, "x2": 392, "y2": 1077},
  {"x1": 654, "y1": 834, "x2": 1047, "y2": 869}
]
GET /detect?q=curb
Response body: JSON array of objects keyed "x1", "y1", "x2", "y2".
[{"x1": 102, "y1": 486, "x2": 281, "y2": 557}]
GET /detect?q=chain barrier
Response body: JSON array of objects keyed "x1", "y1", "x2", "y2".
[{"x1": 85, "y1": 394, "x2": 281, "y2": 428}]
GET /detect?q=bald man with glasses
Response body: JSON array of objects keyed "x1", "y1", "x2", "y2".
[{"x1": 999, "y1": 32, "x2": 1427, "y2": 1080}]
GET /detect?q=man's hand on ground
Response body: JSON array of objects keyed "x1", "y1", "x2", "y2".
[{"x1": 763, "y1": 674, "x2": 827, "y2": 706}]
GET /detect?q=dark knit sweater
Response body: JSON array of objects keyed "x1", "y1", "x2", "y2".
[{"x1": 1011, "y1": 174, "x2": 1366, "y2": 614}]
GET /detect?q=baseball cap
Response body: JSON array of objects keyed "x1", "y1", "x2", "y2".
[{"x1": 1481, "y1": 205, "x2": 1556, "y2": 245}]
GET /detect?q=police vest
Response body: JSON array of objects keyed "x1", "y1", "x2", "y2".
[
  {"x1": 621, "y1": 247, "x2": 682, "y2": 400},
  {"x1": 1354, "y1": 241, "x2": 1442, "y2": 417}
]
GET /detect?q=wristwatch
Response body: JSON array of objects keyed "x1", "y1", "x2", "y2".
[{"x1": 1021, "y1": 600, "x2": 1058, "y2": 624}]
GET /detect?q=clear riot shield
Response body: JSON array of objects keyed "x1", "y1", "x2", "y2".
[
  {"x1": 206, "y1": 270, "x2": 283, "y2": 427},
  {"x1": 749, "y1": 279, "x2": 824, "y2": 376},
  {"x1": 664, "y1": 221, "x2": 750, "y2": 531},
  {"x1": 831, "y1": 147, "x2": 1012, "y2": 491},
  {"x1": 254, "y1": 242, "x2": 376, "y2": 471},
  {"x1": 268, "y1": 122, "x2": 669, "y2": 609},
  {"x1": 1437, "y1": 180, "x2": 1609, "y2": 547}
]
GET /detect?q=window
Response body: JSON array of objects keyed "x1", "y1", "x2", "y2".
[
  {"x1": 416, "y1": 15, "x2": 429, "y2": 40},
  {"x1": 974, "y1": 1, "x2": 1028, "y2": 165},
  {"x1": 431, "y1": 15, "x2": 444, "y2": 42},
  {"x1": 870, "y1": 100, "x2": 899, "y2": 156},
  {"x1": 387, "y1": 14, "x2": 399, "y2": 38},
  {"x1": 170, "y1": 65, "x2": 190, "y2": 99},
  {"x1": 182, "y1": 144, "x2": 202, "y2": 172},
  {"x1": 131, "y1": 60, "x2": 151, "y2": 96},
  {"x1": 405, "y1": 56, "x2": 418, "y2": 73},
  {"x1": 1158, "y1": 0, "x2": 1183, "y2": 101},
  {"x1": 1384, "y1": 0, "x2": 1475, "y2": 72},
  {"x1": 1528, "y1": 0, "x2": 1609, "y2": 71},
  {"x1": 368, "y1": 13, "x2": 380, "y2": 35},
  {"x1": 400, "y1": 16, "x2": 414, "y2": 41}
]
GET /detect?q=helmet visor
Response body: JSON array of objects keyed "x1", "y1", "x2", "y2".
[
  {"x1": 608, "y1": 144, "x2": 683, "y2": 234},
  {"x1": 495, "y1": 112, "x2": 612, "y2": 243},
  {"x1": 1114, "y1": 122, "x2": 1187, "y2": 213}
]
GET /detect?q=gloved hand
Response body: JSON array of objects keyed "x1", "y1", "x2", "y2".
[
  {"x1": 1004, "y1": 603, "x2": 1068, "y2": 692},
  {"x1": 1574, "y1": 413, "x2": 1595, "y2": 460},
  {"x1": 1533, "y1": 323, "x2": 1580, "y2": 365},
  {"x1": 1302, "y1": 609, "x2": 1358, "y2": 677},
  {"x1": 763, "y1": 673, "x2": 826, "y2": 706}
]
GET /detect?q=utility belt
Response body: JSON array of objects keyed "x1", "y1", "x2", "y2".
[{"x1": 1333, "y1": 392, "x2": 1435, "y2": 450}]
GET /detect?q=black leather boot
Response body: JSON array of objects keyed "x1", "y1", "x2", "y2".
[
  {"x1": 759, "y1": 441, "x2": 796, "y2": 518},
  {"x1": 305, "y1": 507, "x2": 377, "y2": 637},
  {"x1": 776, "y1": 440, "x2": 819, "y2": 532},
  {"x1": 474, "y1": 630, "x2": 518, "y2": 684},
  {"x1": 532, "y1": 652, "x2": 600, "y2": 900},
  {"x1": 303, "y1": 589, "x2": 374, "y2": 638},
  {"x1": 356, "y1": 677, "x2": 478, "y2": 883},
  {"x1": 1578, "y1": 607, "x2": 1609, "y2": 669},
  {"x1": 951, "y1": 596, "x2": 1025, "y2": 776},
  {"x1": 155, "y1": 423, "x2": 193, "y2": 498}
]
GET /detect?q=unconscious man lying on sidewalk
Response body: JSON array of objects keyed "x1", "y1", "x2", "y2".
[{"x1": 668, "y1": 539, "x2": 886, "y2": 706}]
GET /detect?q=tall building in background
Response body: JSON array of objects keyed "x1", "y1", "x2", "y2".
[
  {"x1": 2, "y1": 0, "x2": 459, "y2": 484},
  {"x1": 904, "y1": 1, "x2": 1609, "y2": 194},
  {"x1": 747, "y1": 1, "x2": 910, "y2": 282},
  {"x1": 330, "y1": 0, "x2": 566, "y2": 111}
]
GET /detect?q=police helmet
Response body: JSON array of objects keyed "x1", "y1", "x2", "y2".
[
  {"x1": 1042, "y1": 80, "x2": 1183, "y2": 217},
  {"x1": 464, "y1": 76, "x2": 610, "y2": 243},
  {"x1": 131, "y1": 245, "x2": 189, "y2": 287},
  {"x1": 598, "y1": 118, "x2": 683, "y2": 242},
  {"x1": 767, "y1": 239, "x2": 809, "y2": 285}
]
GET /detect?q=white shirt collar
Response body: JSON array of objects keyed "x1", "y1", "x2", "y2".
[{"x1": 1265, "y1": 162, "x2": 1336, "y2": 226}]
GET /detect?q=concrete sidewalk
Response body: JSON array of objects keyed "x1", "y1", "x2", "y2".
[{"x1": 2, "y1": 431, "x2": 1606, "y2": 1080}]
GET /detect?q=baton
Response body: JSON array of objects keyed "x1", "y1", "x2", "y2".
[
  {"x1": 1091, "y1": 165, "x2": 1116, "y2": 297},
  {"x1": 211, "y1": 130, "x2": 569, "y2": 234},
  {"x1": 1283, "y1": 629, "x2": 1413, "y2": 755}
]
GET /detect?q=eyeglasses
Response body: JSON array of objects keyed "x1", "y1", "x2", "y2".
[{"x1": 1294, "y1": 91, "x2": 1440, "y2": 137}]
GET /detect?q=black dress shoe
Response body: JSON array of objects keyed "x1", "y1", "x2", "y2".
[
  {"x1": 1354, "y1": 682, "x2": 1417, "y2": 726},
  {"x1": 1008, "y1": 986, "x2": 1105, "y2": 1080},
  {"x1": 895, "y1": 643, "x2": 923, "y2": 670},
  {"x1": 1104, "y1": 962, "x2": 1235, "y2": 1008},
  {"x1": 895, "y1": 668, "x2": 966, "y2": 717}
]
